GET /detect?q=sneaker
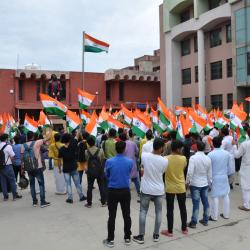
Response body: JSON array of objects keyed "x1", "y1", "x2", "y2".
[
  {"x1": 3, "y1": 195, "x2": 9, "y2": 201},
  {"x1": 33, "y1": 200, "x2": 38, "y2": 207},
  {"x1": 209, "y1": 216, "x2": 217, "y2": 221},
  {"x1": 188, "y1": 222, "x2": 196, "y2": 229},
  {"x1": 40, "y1": 201, "x2": 51, "y2": 208},
  {"x1": 101, "y1": 203, "x2": 107, "y2": 207},
  {"x1": 153, "y1": 234, "x2": 159, "y2": 242},
  {"x1": 133, "y1": 235, "x2": 144, "y2": 244},
  {"x1": 182, "y1": 229, "x2": 188, "y2": 235},
  {"x1": 124, "y1": 238, "x2": 131, "y2": 246},
  {"x1": 199, "y1": 219, "x2": 208, "y2": 226},
  {"x1": 66, "y1": 199, "x2": 73, "y2": 204},
  {"x1": 84, "y1": 203, "x2": 92, "y2": 208},
  {"x1": 238, "y1": 206, "x2": 250, "y2": 211},
  {"x1": 161, "y1": 230, "x2": 173, "y2": 237},
  {"x1": 13, "y1": 194, "x2": 22, "y2": 201},
  {"x1": 79, "y1": 196, "x2": 87, "y2": 202},
  {"x1": 103, "y1": 239, "x2": 114, "y2": 248}
]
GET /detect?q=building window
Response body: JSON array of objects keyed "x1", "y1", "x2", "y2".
[
  {"x1": 211, "y1": 61, "x2": 222, "y2": 80},
  {"x1": 181, "y1": 39, "x2": 190, "y2": 56},
  {"x1": 227, "y1": 93, "x2": 233, "y2": 109},
  {"x1": 106, "y1": 82, "x2": 111, "y2": 101},
  {"x1": 18, "y1": 80, "x2": 23, "y2": 100},
  {"x1": 182, "y1": 97, "x2": 192, "y2": 107},
  {"x1": 180, "y1": 9, "x2": 190, "y2": 23},
  {"x1": 195, "y1": 97, "x2": 199, "y2": 104},
  {"x1": 182, "y1": 68, "x2": 191, "y2": 84},
  {"x1": 209, "y1": 0, "x2": 221, "y2": 10},
  {"x1": 60, "y1": 80, "x2": 66, "y2": 100},
  {"x1": 210, "y1": 28, "x2": 222, "y2": 48},
  {"x1": 36, "y1": 82, "x2": 40, "y2": 101},
  {"x1": 119, "y1": 81, "x2": 124, "y2": 101},
  {"x1": 211, "y1": 94, "x2": 223, "y2": 110},
  {"x1": 195, "y1": 66, "x2": 198, "y2": 82},
  {"x1": 248, "y1": 52, "x2": 250, "y2": 76},
  {"x1": 227, "y1": 58, "x2": 232, "y2": 78},
  {"x1": 153, "y1": 66, "x2": 160, "y2": 72},
  {"x1": 226, "y1": 24, "x2": 232, "y2": 43},
  {"x1": 194, "y1": 35, "x2": 198, "y2": 52}
]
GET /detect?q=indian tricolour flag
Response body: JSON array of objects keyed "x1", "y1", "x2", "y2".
[
  {"x1": 77, "y1": 88, "x2": 95, "y2": 109},
  {"x1": 85, "y1": 111, "x2": 98, "y2": 137},
  {"x1": 38, "y1": 110, "x2": 51, "y2": 127},
  {"x1": 0, "y1": 114, "x2": 3, "y2": 127},
  {"x1": 98, "y1": 107, "x2": 109, "y2": 131},
  {"x1": 80, "y1": 110, "x2": 91, "y2": 125},
  {"x1": 132, "y1": 114, "x2": 151, "y2": 139},
  {"x1": 66, "y1": 110, "x2": 82, "y2": 133},
  {"x1": 24, "y1": 114, "x2": 38, "y2": 134},
  {"x1": 121, "y1": 104, "x2": 133, "y2": 125},
  {"x1": 230, "y1": 103, "x2": 247, "y2": 130},
  {"x1": 108, "y1": 116, "x2": 124, "y2": 131},
  {"x1": 40, "y1": 93, "x2": 67, "y2": 118},
  {"x1": 84, "y1": 33, "x2": 109, "y2": 53}
]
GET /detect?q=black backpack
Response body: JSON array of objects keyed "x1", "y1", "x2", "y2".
[
  {"x1": 86, "y1": 149, "x2": 102, "y2": 178},
  {"x1": 0, "y1": 144, "x2": 9, "y2": 170},
  {"x1": 23, "y1": 142, "x2": 39, "y2": 172}
]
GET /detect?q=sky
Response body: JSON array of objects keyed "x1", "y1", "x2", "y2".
[{"x1": 0, "y1": 0, "x2": 162, "y2": 73}]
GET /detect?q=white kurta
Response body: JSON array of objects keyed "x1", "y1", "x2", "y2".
[
  {"x1": 221, "y1": 135, "x2": 235, "y2": 175},
  {"x1": 234, "y1": 140, "x2": 250, "y2": 190}
]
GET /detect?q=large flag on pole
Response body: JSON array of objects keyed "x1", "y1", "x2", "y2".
[
  {"x1": 84, "y1": 33, "x2": 110, "y2": 53},
  {"x1": 40, "y1": 93, "x2": 67, "y2": 117},
  {"x1": 77, "y1": 88, "x2": 95, "y2": 109}
]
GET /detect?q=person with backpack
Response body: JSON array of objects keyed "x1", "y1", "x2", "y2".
[
  {"x1": 21, "y1": 131, "x2": 51, "y2": 207},
  {"x1": 58, "y1": 132, "x2": 87, "y2": 204},
  {"x1": 85, "y1": 135, "x2": 106, "y2": 208},
  {"x1": 0, "y1": 134, "x2": 22, "y2": 201},
  {"x1": 12, "y1": 135, "x2": 22, "y2": 182}
]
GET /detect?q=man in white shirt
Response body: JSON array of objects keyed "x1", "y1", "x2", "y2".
[
  {"x1": 0, "y1": 134, "x2": 22, "y2": 201},
  {"x1": 133, "y1": 138, "x2": 168, "y2": 244},
  {"x1": 141, "y1": 130, "x2": 154, "y2": 153},
  {"x1": 186, "y1": 141, "x2": 212, "y2": 228},
  {"x1": 233, "y1": 128, "x2": 250, "y2": 211}
]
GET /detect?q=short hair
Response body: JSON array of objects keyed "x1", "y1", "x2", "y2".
[
  {"x1": 87, "y1": 136, "x2": 95, "y2": 147},
  {"x1": 0, "y1": 134, "x2": 9, "y2": 142},
  {"x1": 221, "y1": 127, "x2": 229, "y2": 136},
  {"x1": 153, "y1": 138, "x2": 165, "y2": 151},
  {"x1": 146, "y1": 129, "x2": 153, "y2": 140},
  {"x1": 169, "y1": 130, "x2": 177, "y2": 140},
  {"x1": 171, "y1": 140, "x2": 183, "y2": 152},
  {"x1": 61, "y1": 133, "x2": 72, "y2": 144},
  {"x1": 54, "y1": 133, "x2": 61, "y2": 142},
  {"x1": 128, "y1": 129, "x2": 134, "y2": 138},
  {"x1": 197, "y1": 141, "x2": 205, "y2": 151},
  {"x1": 27, "y1": 131, "x2": 34, "y2": 141},
  {"x1": 116, "y1": 141, "x2": 126, "y2": 154},
  {"x1": 119, "y1": 133, "x2": 127, "y2": 142},
  {"x1": 108, "y1": 128, "x2": 117, "y2": 138},
  {"x1": 14, "y1": 135, "x2": 21, "y2": 144},
  {"x1": 118, "y1": 128, "x2": 124, "y2": 135},
  {"x1": 213, "y1": 136, "x2": 222, "y2": 148},
  {"x1": 82, "y1": 131, "x2": 89, "y2": 140}
]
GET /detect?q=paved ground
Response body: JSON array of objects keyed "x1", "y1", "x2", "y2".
[{"x1": 1, "y1": 170, "x2": 250, "y2": 250}]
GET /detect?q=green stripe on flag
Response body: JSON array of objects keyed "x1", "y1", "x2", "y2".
[
  {"x1": 85, "y1": 45, "x2": 104, "y2": 53},
  {"x1": 44, "y1": 107, "x2": 65, "y2": 118},
  {"x1": 132, "y1": 126, "x2": 145, "y2": 139}
]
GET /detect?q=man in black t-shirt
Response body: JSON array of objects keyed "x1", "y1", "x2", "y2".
[{"x1": 58, "y1": 133, "x2": 86, "y2": 204}]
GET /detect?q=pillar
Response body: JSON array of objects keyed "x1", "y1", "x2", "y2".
[{"x1": 198, "y1": 29, "x2": 206, "y2": 107}]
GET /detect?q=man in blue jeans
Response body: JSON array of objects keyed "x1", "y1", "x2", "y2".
[
  {"x1": 103, "y1": 141, "x2": 133, "y2": 248},
  {"x1": 133, "y1": 138, "x2": 168, "y2": 244},
  {"x1": 58, "y1": 133, "x2": 86, "y2": 204},
  {"x1": 186, "y1": 141, "x2": 212, "y2": 228},
  {"x1": 0, "y1": 134, "x2": 22, "y2": 201}
]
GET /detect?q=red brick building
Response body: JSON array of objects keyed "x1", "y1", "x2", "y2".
[{"x1": 0, "y1": 65, "x2": 160, "y2": 121}]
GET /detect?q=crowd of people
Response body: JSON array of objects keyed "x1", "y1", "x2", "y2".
[{"x1": 0, "y1": 123, "x2": 250, "y2": 248}]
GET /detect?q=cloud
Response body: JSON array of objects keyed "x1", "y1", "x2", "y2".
[{"x1": 0, "y1": 0, "x2": 162, "y2": 72}]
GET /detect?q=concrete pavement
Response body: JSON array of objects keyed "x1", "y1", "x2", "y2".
[{"x1": 1, "y1": 170, "x2": 250, "y2": 250}]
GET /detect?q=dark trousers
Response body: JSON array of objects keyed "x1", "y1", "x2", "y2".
[
  {"x1": 78, "y1": 171, "x2": 84, "y2": 184},
  {"x1": 28, "y1": 169, "x2": 46, "y2": 204},
  {"x1": 87, "y1": 174, "x2": 106, "y2": 205},
  {"x1": 13, "y1": 165, "x2": 21, "y2": 182},
  {"x1": 166, "y1": 192, "x2": 187, "y2": 233},
  {"x1": 107, "y1": 188, "x2": 132, "y2": 241},
  {"x1": 0, "y1": 165, "x2": 17, "y2": 198}
]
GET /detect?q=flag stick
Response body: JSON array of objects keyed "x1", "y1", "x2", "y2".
[{"x1": 82, "y1": 31, "x2": 85, "y2": 90}]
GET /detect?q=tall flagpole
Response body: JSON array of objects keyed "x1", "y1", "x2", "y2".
[{"x1": 82, "y1": 31, "x2": 85, "y2": 90}]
